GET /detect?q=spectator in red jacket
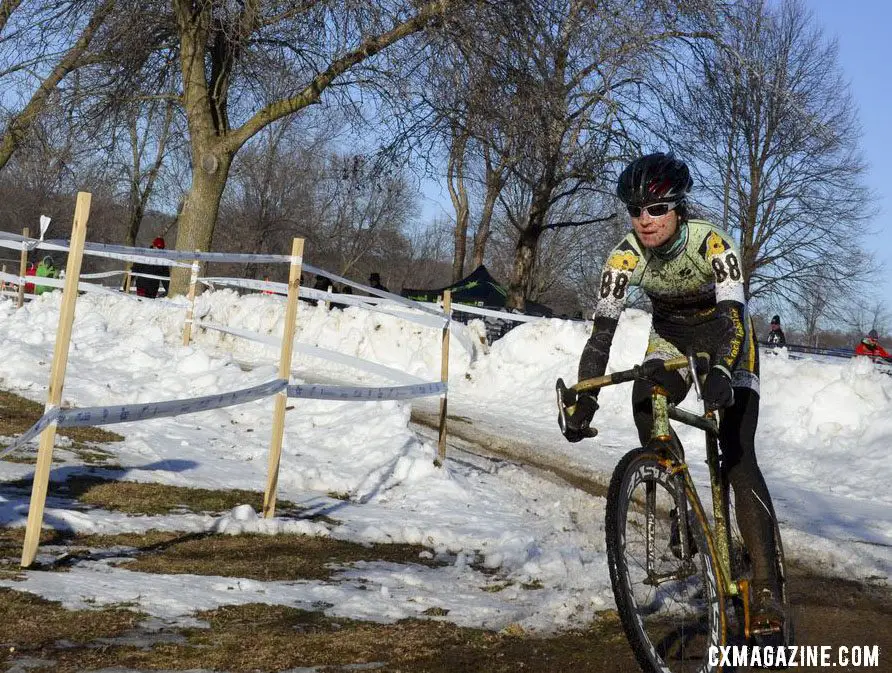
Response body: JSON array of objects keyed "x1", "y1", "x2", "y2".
[
  {"x1": 24, "y1": 261, "x2": 36, "y2": 294},
  {"x1": 854, "y1": 329, "x2": 890, "y2": 361}
]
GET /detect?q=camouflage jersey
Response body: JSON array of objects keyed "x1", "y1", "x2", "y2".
[{"x1": 579, "y1": 219, "x2": 759, "y2": 392}]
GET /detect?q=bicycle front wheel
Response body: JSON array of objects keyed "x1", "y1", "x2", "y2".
[{"x1": 606, "y1": 447, "x2": 726, "y2": 673}]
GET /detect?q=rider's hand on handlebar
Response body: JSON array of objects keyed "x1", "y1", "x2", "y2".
[
  {"x1": 561, "y1": 392, "x2": 599, "y2": 443},
  {"x1": 703, "y1": 366, "x2": 734, "y2": 410}
]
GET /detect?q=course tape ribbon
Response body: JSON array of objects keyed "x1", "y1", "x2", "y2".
[
  {"x1": 201, "y1": 277, "x2": 448, "y2": 330},
  {"x1": 0, "y1": 271, "x2": 124, "y2": 298},
  {"x1": 0, "y1": 232, "x2": 300, "y2": 266},
  {"x1": 301, "y1": 262, "x2": 444, "y2": 319},
  {"x1": 196, "y1": 321, "x2": 429, "y2": 385},
  {"x1": 0, "y1": 379, "x2": 287, "y2": 459},
  {"x1": 287, "y1": 381, "x2": 446, "y2": 401}
]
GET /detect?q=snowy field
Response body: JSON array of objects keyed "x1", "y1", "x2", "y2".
[{"x1": 1, "y1": 290, "x2": 890, "y2": 633}]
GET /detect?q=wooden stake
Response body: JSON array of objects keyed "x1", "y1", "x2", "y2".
[
  {"x1": 435, "y1": 289, "x2": 452, "y2": 467},
  {"x1": 181, "y1": 255, "x2": 200, "y2": 346},
  {"x1": 21, "y1": 193, "x2": 91, "y2": 568},
  {"x1": 263, "y1": 238, "x2": 305, "y2": 518},
  {"x1": 123, "y1": 262, "x2": 133, "y2": 295},
  {"x1": 16, "y1": 227, "x2": 29, "y2": 308}
]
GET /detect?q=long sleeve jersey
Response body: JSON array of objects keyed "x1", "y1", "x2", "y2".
[{"x1": 579, "y1": 219, "x2": 750, "y2": 384}]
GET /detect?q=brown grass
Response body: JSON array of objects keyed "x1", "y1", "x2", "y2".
[
  {"x1": 0, "y1": 389, "x2": 125, "y2": 445},
  {"x1": 1, "y1": 474, "x2": 299, "y2": 517},
  {"x1": 0, "y1": 587, "x2": 143, "y2": 651},
  {"x1": 0, "y1": 597, "x2": 634, "y2": 673},
  {"x1": 121, "y1": 532, "x2": 447, "y2": 581}
]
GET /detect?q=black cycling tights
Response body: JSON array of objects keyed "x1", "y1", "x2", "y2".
[{"x1": 632, "y1": 373, "x2": 780, "y2": 592}]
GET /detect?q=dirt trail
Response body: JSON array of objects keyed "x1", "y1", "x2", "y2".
[{"x1": 410, "y1": 409, "x2": 892, "y2": 672}]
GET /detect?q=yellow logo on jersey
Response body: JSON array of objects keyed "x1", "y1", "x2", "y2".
[
  {"x1": 607, "y1": 250, "x2": 639, "y2": 271},
  {"x1": 705, "y1": 232, "x2": 729, "y2": 258}
]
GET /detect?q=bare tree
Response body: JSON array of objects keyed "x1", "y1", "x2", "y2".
[
  {"x1": 215, "y1": 120, "x2": 417, "y2": 283},
  {"x1": 0, "y1": 0, "x2": 117, "y2": 171},
  {"x1": 128, "y1": 0, "x2": 456, "y2": 294},
  {"x1": 441, "y1": 0, "x2": 718, "y2": 309},
  {"x1": 844, "y1": 298, "x2": 890, "y2": 338},
  {"x1": 663, "y1": 0, "x2": 873, "y2": 307}
]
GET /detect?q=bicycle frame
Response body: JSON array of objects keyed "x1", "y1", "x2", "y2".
[{"x1": 573, "y1": 353, "x2": 741, "y2": 600}]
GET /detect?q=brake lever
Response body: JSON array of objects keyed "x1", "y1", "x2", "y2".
[
  {"x1": 687, "y1": 350, "x2": 703, "y2": 401},
  {"x1": 555, "y1": 378, "x2": 597, "y2": 439}
]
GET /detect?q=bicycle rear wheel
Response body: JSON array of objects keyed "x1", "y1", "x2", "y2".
[
  {"x1": 722, "y1": 485, "x2": 794, "y2": 649},
  {"x1": 606, "y1": 447, "x2": 726, "y2": 673}
]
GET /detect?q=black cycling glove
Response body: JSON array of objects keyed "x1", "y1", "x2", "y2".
[
  {"x1": 560, "y1": 392, "x2": 599, "y2": 443},
  {"x1": 703, "y1": 366, "x2": 734, "y2": 410}
]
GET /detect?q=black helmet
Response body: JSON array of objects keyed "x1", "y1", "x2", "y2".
[
  {"x1": 617, "y1": 152, "x2": 693, "y2": 206},
  {"x1": 771, "y1": 315, "x2": 780, "y2": 325},
  {"x1": 868, "y1": 329, "x2": 878, "y2": 340}
]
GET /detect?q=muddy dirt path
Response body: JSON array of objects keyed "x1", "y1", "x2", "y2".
[{"x1": 408, "y1": 410, "x2": 892, "y2": 672}]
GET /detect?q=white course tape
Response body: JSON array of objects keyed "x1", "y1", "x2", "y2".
[
  {"x1": 200, "y1": 278, "x2": 448, "y2": 330},
  {"x1": 0, "y1": 271, "x2": 127, "y2": 298},
  {"x1": 0, "y1": 379, "x2": 287, "y2": 459},
  {"x1": 196, "y1": 321, "x2": 428, "y2": 385},
  {"x1": 410, "y1": 299, "x2": 544, "y2": 324},
  {"x1": 0, "y1": 233, "x2": 39, "y2": 252},
  {"x1": 80, "y1": 270, "x2": 127, "y2": 279},
  {"x1": 0, "y1": 290, "x2": 37, "y2": 300},
  {"x1": 130, "y1": 272, "x2": 170, "y2": 281},
  {"x1": 302, "y1": 262, "x2": 444, "y2": 319},
  {"x1": 202, "y1": 276, "x2": 287, "y2": 294},
  {"x1": 287, "y1": 381, "x2": 446, "y2": 401}
]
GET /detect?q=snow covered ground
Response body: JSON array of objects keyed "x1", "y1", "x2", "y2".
[{"x1": 1, "y1": 290, "x2": 890, "y2": 634}]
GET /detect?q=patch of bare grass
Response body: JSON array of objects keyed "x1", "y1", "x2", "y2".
[
  {"x1": 0, "y1": 389, "x2": 124, "y2": 447},
  {"x1": 0, "y1": 588, "x2": 144, "y2": 657},
  {"x1": 9, "y1": 601, "x2": 633, "y2": 673},
  {"x1": 1, "y1": 474, "x2": 298, "y2": 517},
  {"x1": 123, "y1": 532, "x2": 446, "y2": 581}
]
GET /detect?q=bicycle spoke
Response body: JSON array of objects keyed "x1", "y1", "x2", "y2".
[{"x1": 607, "y1": 449, "x2": 724, "y2": 673}]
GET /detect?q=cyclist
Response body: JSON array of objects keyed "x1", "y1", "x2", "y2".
[{"x1": 561, "y1": 152, "x2": 784, "y2": 630}]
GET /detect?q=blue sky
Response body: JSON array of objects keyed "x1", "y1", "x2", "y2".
[{"x1": 788, "y1": 1, "x2": 892, "y2": 309}]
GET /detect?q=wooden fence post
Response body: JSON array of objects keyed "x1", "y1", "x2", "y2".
[
  {"x1": 435, "y1": 289, "x2": 452, "y2": 467},
  {"x1": 123, "y1": 262, "x2": 133, "y2": 295},
  {"x1": 21, "y1": 193, "x2": 91, "y2": 568},
  {"x1": 182, "y1": 254, "x2": 200, "y2": 346},
  {"x1": 263, "y1": 238, "x2": 305, "y2": 518},
  {"x1": 16, "y1": 227, "x2": 29, "y2": 308}
]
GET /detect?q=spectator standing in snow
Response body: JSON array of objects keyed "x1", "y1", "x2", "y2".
[
  {"x1": 854, "y1": 329, "x2": 890, "y2": 362},
  {"x1": 368, "y1": 272, "x2": 388, "y2": 293},
  {"x1": 34, "y1": 256, "x2": 59, "y2": 295},
  {"x1": 132, "y1": 237, "x2": 170, "y2": 299},
  {"x1": 766, "y1": 315, "x2": 786, "y2": 346}
]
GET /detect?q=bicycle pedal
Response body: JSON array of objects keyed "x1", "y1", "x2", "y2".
[{"x1": 750, "y1": 620, "x2": 784, "y2": 637}]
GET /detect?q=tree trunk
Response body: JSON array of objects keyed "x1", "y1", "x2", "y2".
[
  {"x1": 169, "y1": 151, "x2": 233, "y2": 294},
  {"x1": 125, "y1": 189, "x2": 145, "y2": 247},
  {"x1": 506, "y1": 164, "x2": 555, "y2": 310},
  {"x1": 472, "y1": 153, "x2": 504, "y2": 268},
  {"x1": 447, "y1": 128, "x2": 470, "y2": 282},
  {"x1": 507, "y1": 225, "x2": 542, "y2": 311},
  {"x1": 471, "y1": 195, "x2": 493, "y2": 269}
]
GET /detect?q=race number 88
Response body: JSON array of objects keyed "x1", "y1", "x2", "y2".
[
  {"x1": 711, "y1": 253, "x2": 741, "y2": 282},
  {"x1": 600, "y1": 270, "x2": 629, "y2": 299}
]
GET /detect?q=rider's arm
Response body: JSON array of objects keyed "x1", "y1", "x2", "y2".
[
  {"x1": 578, "y1": 245, "x2": 638, "y2": 386},
  {"x1": 701, "y1": 230, "x2": 746, "y2": 375}
]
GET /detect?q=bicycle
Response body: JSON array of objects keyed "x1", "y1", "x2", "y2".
[{"x1": 557, "y1": 352, "x2": 790, "y2": 673}]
